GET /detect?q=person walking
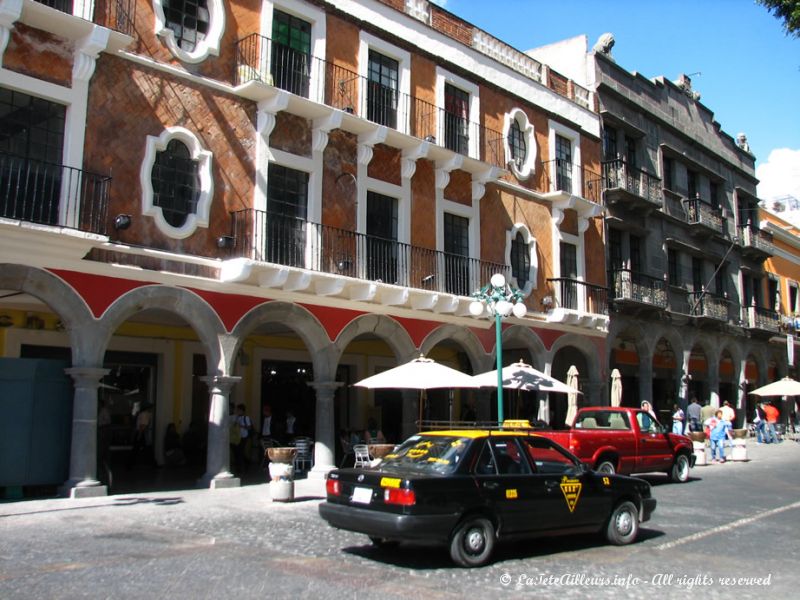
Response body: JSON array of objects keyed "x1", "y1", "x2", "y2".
[
  {"x1": 708, "y1": 409, "x2": 732, "y2": 464},
  {"x1": 754, "y1": 403, "x2": 767, "y2": 444},
  {"x1": 763, "y1": 401, "x2": 780, "y2": 443}
]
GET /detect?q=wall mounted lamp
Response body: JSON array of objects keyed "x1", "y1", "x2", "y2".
[
  {"x1": 217, "y1": 235, "x2": 235, "y2": 249},
  {"x1": 113, "y1": 214, "x2": 132, "y2": 231}
]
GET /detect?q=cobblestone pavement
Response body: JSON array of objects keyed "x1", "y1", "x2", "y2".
[{"x1": 1, "y1": 440, "x2": 799, "y2": 599}]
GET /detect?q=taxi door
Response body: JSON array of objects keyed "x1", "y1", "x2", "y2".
[
  {"x1": 520, "y1": 437, "x2": 611, "y2": 531},
  {"x1": 472, "y1": 438, "x2": 540, "y2": 535}
]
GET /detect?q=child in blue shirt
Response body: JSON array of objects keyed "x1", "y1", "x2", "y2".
[{"x1": 708, "y1": 409, "x2": 732, "y2": 463}]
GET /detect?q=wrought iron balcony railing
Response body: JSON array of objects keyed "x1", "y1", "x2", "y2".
[
  {"x1": 738, "y1": 225, "x2": 775, "y2": 257},
  {"x1": 687, "y1": 291, "x2": 729, "y2": 321},
  {"x1": 608, "y1": 269, "x2": 667, "y2": 308},
  {"x1": 229, "y1": 209, "x2": 510, "y2": 297},
  {"x1": 682, "y1": 197, "x2": 724, "y2": 236},
  {"x1": 0, "y1": 152, "x2": 110, "y2": 234},
  {"x1": 34, "y1": 0, "x2": 136, "y2": 36},
  {"x1": 234, "y1": 34, "x2": 507, "y2": 169},
  {"x1": 547, "y1": 277, "x2": 608, "y2": 315},
  {"x1": 602, "y1": 159, "x2": 662, "y2": 207},
  {"x1": 743, "y1": 305, "x2": 781, "y2": 333},
  {"x1": 541, "y1": 160, "x2": 602, "y2": 204}
]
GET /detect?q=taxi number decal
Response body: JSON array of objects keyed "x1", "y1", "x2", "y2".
[
  {"x1": 560, "y1": 476, "x2": 582, "y2": 513},
  {"x1": 505, "y1": 488, "x2": 518, "y2": 499},
  {"x1": 407, "y1": 448, "x2": 428, "y2": 459},
  {"x1": 602, "y1": 477, "x2": 611, "y2": 486},
  {"x1": 380, "y1": 477, "x2": 401, "y2": 489}
]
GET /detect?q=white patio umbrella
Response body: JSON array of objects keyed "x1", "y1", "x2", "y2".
[
  {"x1": 471, "y1": 360, "x2": 579, "y2": 395},
  {"x1": 565, "y1": 365, "x2": 580, "y2": 426},
  {"x1": 749, "y1": 376, "x2": 800, "y2": 397},
  {"x1": 354, "y1": 355, "x2": 479, "y2": 425},
  {"x1": 610, "y1": 368, "x2": 622, "y2": 407}
]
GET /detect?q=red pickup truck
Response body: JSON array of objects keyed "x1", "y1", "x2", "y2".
[{"x1": 536, "y1": 407, "x2": 695, "y2": 483}]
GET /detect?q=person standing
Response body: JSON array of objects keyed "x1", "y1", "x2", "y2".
[
  {"x1": 700, "y1": 400, "x2": 716, "y2": 426},
  {"x1": 233, "y1": 403, "x2": 253, "y2": 474},
  {"x1": 720, "y1": 400, "x2": 735, "y2": 425},
  {"x1": 753, "y1": 403, "x2": 767, "y2": 444},
  {"x1": 671, "y1": 403, "x2": 685, "y2": 435},
  {"x1": 687, "y1": 397, "x2": 702, "y2": 432}
]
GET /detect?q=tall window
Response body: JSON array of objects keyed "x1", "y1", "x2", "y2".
[
  {"x1": 768, "y1": 278, "x2": 779, "y2": 311},
  {"x1": 687, "y1": 170, "x2": 698, "y2": 199},
  {"x1": 559, "y1": 241, "x2": 578, "y2": 309},
  {"x1": 789, "y1": 282, "x2": 799, "y2": 314},
  {"x1": 367, "y1": 50, "x2": 399, "y2": 128},
  {"x1": 444, "y1": 83, "x2": 469, "y2": 155},
  {"x1": 609, "y1": 229, "x2": 623, "y2": 270},
  {"x1": 624, "y1": 135, "x2": 637, "y2": 168},
  {"x1": 508, "y1": 119, "x2": 526, "y2": 171},
  {"x1": 444, "y1": 213, "x2": 470, "y2": 296},
  {"x1": 163, "y1": 0, "x2": 210, "y2": 52},
  {"x1": 271, "y1": 10, "x2": 311, "y2": 97},
  {"x1": 510, "y1": 231, "x2": 530, "y2": 289},
  {"x1": 0, "y1": 88, "x2": 65, "y2": 224},
  {"x1": 630, "y1": 235, "x2": 642, "y2": 274},
  {"x1": 555, "y1": 134, "x2": 572, "y2": 193},
  {"x1": 152, "y1": 139, "x2": 200, "y2": 228},
  {"x1": 366, "y1": 191, "x2": 398, "y2": 283},
  {"x1": 709, "y1": 181, "x2": 719, "y2": 209},
  {"x1": 668, "y1": 248, "x2": 679, "y2": 286},
  {"x1": 603, "y1": 128, "x2": 617, "y2": 161},
  {"x1": 267, "y1": 163, "x2": 308, "y2": 267},
  {"x1": 715, "y1": 264, "x2": 726, "y2": 297},
  {"x1": 691, "y1": 257, "x2": 703, "y2": 293},
  {"x1": 662, "y1": 156, "x2": 673, "y2": 191}
]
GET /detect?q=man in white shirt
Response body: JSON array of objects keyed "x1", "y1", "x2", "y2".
[{"x1": 261, "y1": 404, "x2": 273, "y2": 439}]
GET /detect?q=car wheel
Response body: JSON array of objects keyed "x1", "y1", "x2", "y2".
[
  {"x1": 596, "y1": 459, "x2": 616, "y2": 475},
  {"x1": 670, "y1": 453, "x2": 690, "y2": 483},
  {"x1": 606, "y1": 500, "x2": 639, "y2": 545},
  {"x1": 369, "y1": 536, "x2": 399, "y2": 548},
  {"x1": 449, "y1": 516, "x2": 496, "y2": 567}
]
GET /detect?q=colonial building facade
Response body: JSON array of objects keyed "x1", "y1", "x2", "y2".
[{"x1": 0, "y1": 0, "x2": 608, "y2": 497}]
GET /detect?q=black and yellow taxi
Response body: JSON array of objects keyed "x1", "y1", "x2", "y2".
[{"x1": 319, "y1": 425, "x2": 656, "y2": 567}]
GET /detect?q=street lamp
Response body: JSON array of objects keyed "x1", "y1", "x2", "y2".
[{"x1": 470, "y1": 273, "x2": 527, "y2": 424}]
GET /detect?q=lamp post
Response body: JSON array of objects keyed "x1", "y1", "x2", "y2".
[{"x1": 470, "y1": 273, "x2": 527, "y2": 424}]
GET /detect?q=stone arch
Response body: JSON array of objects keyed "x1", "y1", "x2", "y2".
[
  {"x1": 548, "y1": 332, "x2": 602, "y2": 383},
  {"x1": 608, "y1": 320, "x2": 651, "y2": 366},
  {"x1": 496, "y1": 324, "x2": 548, "y2": 370},
  {"x1": 99, "y1": 285, "x2": 225, "y2": 374},
  {"x1": 333, "y1": 313, "x2": 417, "y2": 368},
  {"x1": 230, "y1": 301, "x2": 334, "y2": 380},
  {"x1": 419, "y1": 324, "x2": 486, "y2": 373},
  {"x1": 0, "y1": 264, "x2": 96, "y2": 365}
]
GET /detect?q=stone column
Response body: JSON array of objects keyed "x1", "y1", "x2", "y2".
[
  {"x1": 61, "y1": 367, "x2": 109, "y2": 498},
  {"x1": 708, "y1": 360, "x2": 720, "y2": 410},
  {"x1": 198, "y1": 375, "x2": 241, "y2": 489},
  {"x1": 679, "y1": 349, "x2": 692, "y2": 408},
  {"x1": 738, "y1": 358, "x2": 748, "y2": 426},
  {"x1": 308, "y1": 381, "x2": 343, "y2": 480},
  {"x1": 638, "y1": 362, "x2": 653, "y2": 406}
]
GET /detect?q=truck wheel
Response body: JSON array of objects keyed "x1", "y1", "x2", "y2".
[
  {"x1": 605, "y1": 500, "x2": 639, "y2": 545},
  {"x1": 449, "y1": 516, "x2": 496, "y2": 567},
  {"x1": 670, "y1": 453, "x2": 690, "y2": 483},
  {"x1": 596, "y1": 459, "x2": 616, "y2": 475}
]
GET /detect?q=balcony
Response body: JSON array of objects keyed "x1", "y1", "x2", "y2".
[
  {"x1": 540, "y1": 159, "x2": 603, "y2": 205},
  {"x1": 234, "y1": 34, "x2": 506, "y2": 170},
  {"x1": 0, "y1": 152, "x2": 110, "y2": 234},
  {"x1": 687, "y1": 291, "x2": 729, "y2": 324},
  {"x1": 608, "y1": 269, "x2": 667, "y2": 313},
  {"x1": 742, "y1": 305, "x2": 781, "y2": 336},
  {"x1": 602, "y1": 159, "x2": 662, "y2": 211},
  {"x1": 26, "y1": 0, "x2": 136, "y2": 40},
  {"x1": 544, "y1": 277, "x2": 609, "y2": 329},
  {"x1": 738, "y1": 225, "x2": 775, "y2": 261},
  {"x1": 682, "y1": 197, "x2": 725, "y2": 238},
  {"x1": 222, "y1": 209, "x2": 511, "y2": 309}
]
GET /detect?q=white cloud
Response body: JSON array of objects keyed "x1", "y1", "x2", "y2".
[{"x1": 756, "y1": 148, "x2": 800, "y2": 201}]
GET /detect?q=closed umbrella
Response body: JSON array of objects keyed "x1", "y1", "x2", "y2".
[
  {"x1": 565, "y1": 365, "x2": 580, "y2": 426},
  {"x1": 610, "y1": 368, "x2": 622, "y2": 407}
]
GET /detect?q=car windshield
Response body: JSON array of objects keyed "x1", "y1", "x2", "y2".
[{"x1": 380, "y1": 435, "x2": 471, "y2": 475}]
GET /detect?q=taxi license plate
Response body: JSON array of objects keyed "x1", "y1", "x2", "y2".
[{"x1": 351, "y1": 487, "x2": 372, "y2": 504}]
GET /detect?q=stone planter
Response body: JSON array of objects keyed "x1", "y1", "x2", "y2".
[
  {"x1": 732, "y1": 429, "x2": 748, "y2": 439},
  {"x1": 689, "y1": 432, "x2": 706, "y2": 444},
  {"x1": 267, "y1": 447, "x2": 297, "y2": 502}
]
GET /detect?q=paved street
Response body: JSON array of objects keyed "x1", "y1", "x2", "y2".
[{"x1": 2, "y1": 440, "x2": 799, "y2": 600}]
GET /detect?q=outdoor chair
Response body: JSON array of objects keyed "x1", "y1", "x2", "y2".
[
  {"x1": 292, "y1": 437, "x2": 314, "y2": 474},
  {"x1": 353, "y1": 444, "x2": 371, "y2": 468}
]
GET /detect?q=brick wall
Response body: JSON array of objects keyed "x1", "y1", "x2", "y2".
[{"x1": 4, "y1": 25, "x2": 72, "y2": 87}]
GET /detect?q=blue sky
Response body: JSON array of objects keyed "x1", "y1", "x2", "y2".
[{"x1": 434, "y1": 0, "x2": 800, "y2": 201}]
